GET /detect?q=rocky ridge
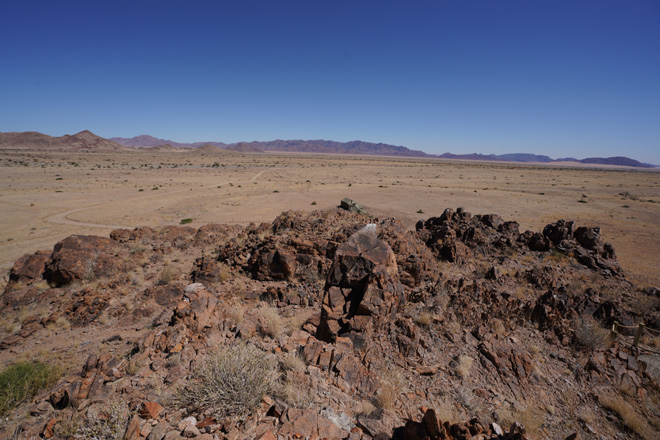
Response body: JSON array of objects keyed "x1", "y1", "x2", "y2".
[{"x1": 1, "y1": 208, "x2": 659, "y2": 439}]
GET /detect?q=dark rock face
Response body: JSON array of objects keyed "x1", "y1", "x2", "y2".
[
  {"x1": 318, "y1": 225, "x2": 404, "y2": 343},
  {"x1": 8, "y1": 250, "x2": 51, "y2": 284},
  {"x1": 44, "y1": 235, "x2": 127, "y2": 287}
]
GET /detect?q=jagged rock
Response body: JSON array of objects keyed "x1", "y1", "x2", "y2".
[
  {"x1": 357, "y1": 408, "x2": 401, "y2": 438},
  {"x1": 318, "y1": 224, "x2": 403, "y2": 342},
  {"x1": 139, "y1": 401, "x2": 164, "y2": 419},
  {"x1": 7, "y1": 250, "x2": 50, "y2": 285}
]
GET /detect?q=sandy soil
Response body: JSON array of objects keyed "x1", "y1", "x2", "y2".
[{"x1": 1, "y1": 149, "x2": 659, "y2": 287}]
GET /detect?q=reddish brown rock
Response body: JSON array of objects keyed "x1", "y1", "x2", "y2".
[
  {"x1": 139, "y1": 401, "x2": 164, "y2": 419},
  {"x1": 44, "y1": 235, "x2": 127, "y2": 286},
  {"x1": 8, "y1": 250, "x2": 51, "y2": 285}
]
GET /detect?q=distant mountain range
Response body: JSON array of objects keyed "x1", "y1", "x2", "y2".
[
  {"x1": 0, "y1": 130, "x2": 126, "y2": 151},
  {"x1": 0, "y1": 130, "x2": 655, "y2": 168}
]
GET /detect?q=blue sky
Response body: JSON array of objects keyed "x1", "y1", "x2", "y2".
[{"x1": 2, "y1": 1, "x2": 659, "y2": 163}]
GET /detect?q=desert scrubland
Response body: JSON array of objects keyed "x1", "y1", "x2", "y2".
[{"x1": 1, "y1": 149, "x2": 659, "y2": 287}]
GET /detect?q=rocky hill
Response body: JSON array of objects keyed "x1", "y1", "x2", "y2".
[
  {"x1": 110, "y1": 135, "x2": 227, "y2": 150},
  {"x1": 0, "y1": 130, "x2": 126, "y2": 151},
  {"x1": 1, "y1": 208, "x2": 659, "y2": 439}
]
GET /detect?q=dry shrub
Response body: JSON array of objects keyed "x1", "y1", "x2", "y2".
[
  {"x1": 175, "y1": 343, "x2": 279, "y2": 420},
  {"x1": 599, "y1": 392, "x2": 655, "y2": 440},
  {"x1": 158, "y1": 266, "x2": 175, "y2": 285},
  {"x1": 256, "y1": 305, "x2": 283, "y2": 338},
  {"x1": 435, "y1": 400, "x2": 459, "y2": 425},
  {"x1": 67, "y1": 400, "x2": 129, "y2": 440},
  {"x1": 489, "y1": 318, "x2": 506, "y2": 337},
  {"x1": 415, "y1": 311, "x2": 433, "y2": 327},
  {"x1": 574, "y1": 316, "x2": 610, "y2": 350},
  {"x1": 281, "y1": 351, "x2": 306, "y2": 372},
  {"x1": 374, "y1": 363, "x2": 405, "y2": 410},
  {"x1": 218, "y1": 263, "x2": 232, "y2": 282},
  {"x1": 278, "y1": 376, "x2": 313, "y2": 409},
  {"x1": 226, "y1": 300, "x2": 245, "y2": 324},
  {"x1": 629, "y1": 295, "x2": 660, "y2": 315},
  {"x1": 455, "y1": 355, "x2": 473, "y2": 379},
  {"x1": 497, "y1": 401, "x2": 544, "y2": 435},
  {"x1": 285, "y1": 310, "x2": 313, "y2": 335}
]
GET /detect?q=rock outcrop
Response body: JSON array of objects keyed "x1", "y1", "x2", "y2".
[{"x1": 1, "y1": 208, "x2": 657, "y2": 440}]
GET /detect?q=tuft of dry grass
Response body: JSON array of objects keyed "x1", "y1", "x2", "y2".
[
  {"x1": 599, "y1": 392, "x2": 655, "y2": 440},
  {"x1": 218, "y1": 263, "x2": 232, "y2": 282},
  {"x1": 374, "y1": 363, "x2": 405, "y2": 410},
  {"x1": 497, "y1": 401, "x2": 544, "y2": 436},
  {"x1": 158, "y1": 266, "x2": 175, "y2": 285},
  {"x1": 256, "y1": 305, "x2": 283, "y2": 339},
  {"x1": 281, "y1": 351, "x2": 306, "y2": 372},
  {"x1": 278, "y1": 376, "x2": 313, "y2": 409},
  {"x1": 415, "y1": 310, "x2": 433, "y2": 327},
  {"x1": 226, "y1": 300, "x2": 245, "y2": 324},
  {"x1": 455, "y1": 355, "x2": 474, "y2": 379}
]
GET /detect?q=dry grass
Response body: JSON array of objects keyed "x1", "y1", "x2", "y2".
[
  {"x1": 599, "y1": 392, "x2": 655, "y2": 440},
  {"x1": 434, "y1": 400, "x2": 459, "y2": 425},
  {"x1": 278, "y1": 376, "x2": 313, "y2": 409},
  {"x1": 497, "y1": 401, "x2": 545, "y2": 436},
  {"x1": 68, "y1": 399, "x2": 129, "y2": 440},
  {"x1": 158, "y1": 266, "x2": 175, "y2": 285},
  {"x1": 374, "y1": 363, "x2": 405, "y2": 410},
  {"x1": 455, "y1": 355, "x2": 474, "y2": 379},
  {"x1": 415, "y1": 310, "x2": 433, "y2": 327},
  {"x1": 256, "y1": 305, "x2": 283, "y2": 339},
  {"x1": 226, "y1": 300, "x2": 245, "y2": 324},
  {"x1": 281, "y1": 350, "x2": 306, "y2": 372}
]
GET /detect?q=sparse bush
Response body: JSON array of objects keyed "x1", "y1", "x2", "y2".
[
  {"x1": 0, "y1": 361, "x2": 62, "y2": 415},
  {"x1": 574, "y1": 316, "x2": 610, "y2": 350},
  {"x1": 311, "y1": 201, "x2": 317, "y2": 205},
  {"x1": 180, "y1": 218, "x2": 193, "y2": 224},
  {"x1": 70, "y1": 400, "x2": 129, "y2": 440},
  {"x1": 175, "y1": 343, "x2": 279, "y2": 420}
]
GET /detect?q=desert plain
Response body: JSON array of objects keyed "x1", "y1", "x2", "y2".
[{"x1": 1, "y1": 149, "x2": 659, "y2": 288}]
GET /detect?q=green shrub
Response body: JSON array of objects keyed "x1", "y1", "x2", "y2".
[
  {"x1": 175, "y1": 343, "x2": 279, "y2": 420},
  {"x1": 0, "y1": 361, "x2": 62, "y2": 415},
  {"x1": 180, "y1": 218, "x2": 193, "y2": 224}
]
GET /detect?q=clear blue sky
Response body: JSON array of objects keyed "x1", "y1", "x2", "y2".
[{"x1": 2, "y1": 1, "x2": 659, "y2": 163}]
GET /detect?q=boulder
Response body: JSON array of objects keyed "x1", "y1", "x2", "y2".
[{"x1": 44, "y1": 235, "x2": 126, "y2": 286}]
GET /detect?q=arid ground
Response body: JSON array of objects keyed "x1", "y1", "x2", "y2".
[{"x1": 1, "y1": 150, "x2": 659, "y2": 288}]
